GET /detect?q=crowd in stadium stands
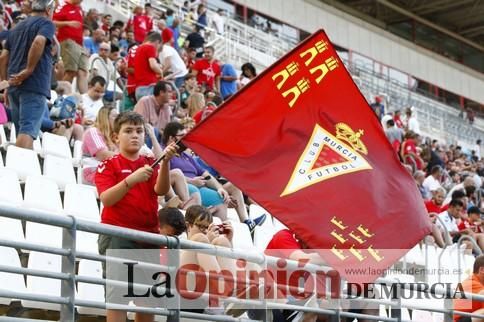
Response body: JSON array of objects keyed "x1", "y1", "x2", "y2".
[{"x1": 1, "y1": 0, "x2": 484, "y2": 320}]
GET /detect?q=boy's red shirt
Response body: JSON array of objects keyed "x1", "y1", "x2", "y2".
[{"x1": 95, "y1": 154, "x2": 160, "y2": 233}]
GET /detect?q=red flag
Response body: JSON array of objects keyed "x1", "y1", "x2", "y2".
[{"x1": 182, "y1": 29, "x2": 432, "y2": 282}]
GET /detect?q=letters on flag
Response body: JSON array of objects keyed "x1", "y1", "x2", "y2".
[{"x1": 182, "y1": 29, "x2": 432, "y2": 282}]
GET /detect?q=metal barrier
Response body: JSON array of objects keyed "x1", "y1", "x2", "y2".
[{"x1": 2, "y1": 202, "x2": 484, "y2": 322}]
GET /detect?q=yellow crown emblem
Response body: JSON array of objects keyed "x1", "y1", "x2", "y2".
[{"x1": 335, "y1": 123, "x2": 368, "y2": 155}]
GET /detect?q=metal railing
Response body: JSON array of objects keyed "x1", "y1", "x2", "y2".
[{"x1": 2, "y1": 202, "x2": 484, "y2": 322}]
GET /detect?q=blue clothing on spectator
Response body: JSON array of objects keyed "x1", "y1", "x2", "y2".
[
  {"x1": 5, "y1": 15, "x2": 55, "y2": 98},
  {"x1": 169, "y1": 26, "x2": 180, "y2": 51},
  {"x1": 0, "y1": 30, "x2": 8, "y2": 42},
  {"x1": 83, "y1": 37, "x2": 99, "y2": 55},
  {"x1": 166, "y1": 15, "x2": 174, "y2": 27},
  {"x1": 220, "y1": 64, "x2": 237, "y2": 99},
  {"x1": 197, "y1": 13, "x2": 207, "y2": 28},
  {"x1": 41, "y1": 104, "x2": 55, "y2": 132}
]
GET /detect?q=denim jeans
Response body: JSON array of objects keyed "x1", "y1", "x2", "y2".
[{"x1": 8, "y1": 89, "x2": 46, "y2": 139}]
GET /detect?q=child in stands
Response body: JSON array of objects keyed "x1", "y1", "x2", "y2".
[{"x1": 95, "y1": 111, "x2": 177, "y2": 322}]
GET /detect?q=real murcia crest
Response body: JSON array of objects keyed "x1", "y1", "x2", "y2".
[{"x1": 281, "y1": 123, "x2": 372, "y2": 196}]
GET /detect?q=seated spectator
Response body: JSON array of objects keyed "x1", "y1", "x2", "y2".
[
  {"x1": 82, "y1": 106, "x2": 118, "y2": 184},
  {"x1": 187, "y1": 92, "x2": 205, "y2": 117},
  {"x1": 445, "y1": 176, "x2": 477, "y2": 205},
  {"x1": 81, "y1": 76, "x2": 106, "y2": 127},
  {"x1": 88, "y1": 42, "x2": 121, "y2": 101},
  {"x1": 401, "y1": 131, "x2": 424, "y2": 172},
  {"x1": 158, "y1": 207, "x2": 186, "y2": 237},
  {"x1": 163, "y1": 122, "x2": 229, "y2": 220},
  {"x1": 180, "y1": 205, "x2": 234, "y2": 309},
  {"x1": 84, "y1": 28, "x2": 105, "y2": 55},
  {"x1": 238, "y1": 62, "x2": 257, "y2": 88},
  {"x1": 436, "y1": 199, "x2": 466, "y2": 246},
  {"x1": 423, "y1": 165, "x2": 443, "y2": 193},
  {"x1": 453, "y1": 255, "x2": 484, "y2": 322},
  {"x1": 414, "y1": 170, "x2": 431, "y2": 200},
  {"x1": 459, "y1": 206, "x2": 484, "y2": 251},
  {"x1": 133, "y1": 81, "x2": 173, "y2": 135},
  {"x1": 425, "y1": 187, "x2": 446, "y2": 214}
]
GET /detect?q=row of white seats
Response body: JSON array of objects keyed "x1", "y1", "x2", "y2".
[
  {"x1": 0, "y1": 145, "x2": 81, "y2": 189},
  {"x1": 0, "y1": 170, "x2": 99, "y2": 253}
]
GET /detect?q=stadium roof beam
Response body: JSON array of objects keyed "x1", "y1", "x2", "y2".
[
  {"x1": 410, "y1": 0, "x2": 472, "y2": 16},
  {"x1": 375, "y1": 0, "x2": 484, "y2": 52}
]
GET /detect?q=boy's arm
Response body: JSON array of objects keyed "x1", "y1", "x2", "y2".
[
  {"x1": 99, "y1": 165, "x2": 154, "y2": 206},
  {"x1": 154, "y1": 143, "x2": 178, "y2": 195}
]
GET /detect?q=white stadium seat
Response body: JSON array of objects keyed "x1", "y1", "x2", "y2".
[
  {"x1": 5, "y1": 145, "x2": 41, "y2": 182},
  {"x1": 41, "y1": 132, "x2": 72, "y2": 159},
  {"x1": 43, "y1": 154, "x2": 77, "y2": 190},
  {"x1": 230, "y1": 221, "x2": 253, "y2": 250},
  {"x1": 0, "y1": 246, "x2": 27, "y2": 305},
  {"x1": 0, "y1": 168, "x2": 24, "y2": 243},
  {"x1": 0, "y1": 124, "x2": 7, "y2": 149},
  {"x1": 77, "y1": 259, "x2": 105, "y2": 316}
]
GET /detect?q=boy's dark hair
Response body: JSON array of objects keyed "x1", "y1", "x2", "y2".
[
  {"x1": 166, "y1": 8, "x2": 174, "y2": 15},
  {"x1": 473, "y1": 255, "x2": 484, "y2": 273},
  {"x1": 158, "y1": 208, "x2": 186, "y2": 236},
  {"x1": 431, "y1": 165, "x2": 442, "y2": 175},
  {"x1": 111, "y1": 43, "x2": 120, "y2": 53},
  {"x1": 113, "y1": 112, "x2": 145, "y2": 134},
  {"x1": 185, "y1": 205, "x2": 212, "y2": 226},
  {"x1": 386, "y1": 119, "x2": 395, "y2": 127},
  {"x1": 162, "y1": 122, "x2": 184, "y2": 145},
  {"x1": 465, "y1": 185, "x2": 476, "y2": 197},
  {"x1": 154, "y1": 81, "x2": 172, "y2": 96},
  {"x1": 113, "y1": 20, "x2": 125, "y2": 28},
  {"x1": 449, "y1": 199, "x2": 464, "y2": 208},
  {"x1": 89, "y1": 76, "x2": 106, "y2": 88}
]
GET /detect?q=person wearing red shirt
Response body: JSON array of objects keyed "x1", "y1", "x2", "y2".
[
  {"x1": 458, "y1": 206, "x2": 484, "y2": 251},
  {"x1": 454, "y1": 255, "x2": 484, "y2": 322},
  {"x1": 133, "y1": 32, "x2": 163, "y2": 101},
  {"x1": 425, "y1": 187, "x2": 446, "y2": 216},
  {"x1": 192, "y1": 46, "x2": 221, "y2": 92},
  {"x1": 125, "y1": 43, "x2": 138, "y2": 99},
  {"x1": 125, "y1": 6, "x2": 152, "y2": 44},
  {"x1": 53, "y1": 0, "x2": 88, "y2": 93},
  {"x1": 95, "y1": 111, "x2": 177, "y2": 322}
]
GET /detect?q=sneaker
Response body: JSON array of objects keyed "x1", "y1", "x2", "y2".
[{"x1": 244, "y1": 213, "x2": 267, "y2": 233}]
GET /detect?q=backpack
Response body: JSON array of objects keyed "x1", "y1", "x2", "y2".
[{"x1": 50, "y1": 95, "x2": 77, "y2": 121}]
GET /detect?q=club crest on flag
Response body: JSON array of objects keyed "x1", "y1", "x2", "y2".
[{"x1": 281, "y1": 123, "x2": 372, "y2": 196}]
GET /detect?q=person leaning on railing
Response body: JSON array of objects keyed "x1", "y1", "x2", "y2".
[{"x1": 454, "y1": 255, "x2": 484, "y2": 322}]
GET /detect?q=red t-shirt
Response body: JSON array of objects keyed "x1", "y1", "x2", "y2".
[
  {"x1": 192, "y1": 59, "x2": 221, "y2": 90},
  {"x1": 126, "y1": 45, "x2": 139, "y2": 95},
  {"x1": 133, "y1": 43, "x2": 159, "y2": 88},
  {"x1": 458, "y1": 219, "x2": 483, "y2": 233},
  {"x1": 127, "y1": 14, "x2": 153, "y2": 44},
  {"x1": 425, "y1": 200, "x2": 445, "y2": 215},
  {"x1": 95, "y1": 154, "x2": 160, "y2": 233},
  {"x1": 266, "y1": 229, "x2": 301, "y2": 258},
  {"x1": 53, "y1": 2, "x2": 83, "y2": 45}
]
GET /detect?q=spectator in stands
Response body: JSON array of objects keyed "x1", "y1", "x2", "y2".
[
  {"x1": 196, "y1": 4, "x2": 208, "y2": 30},
  {"x1": 401, "y1": 131, "x2": 424, "y2": 171},
  {"x1": 220, "y1": 63, "x2": 238, "y2": 100},
  {"x1": 212, "y1": 9, "x2": 226, "y2": 34},
  {"x1": 82, "y1": 105, "x2": 118, "y2": 184},
  {"x1": 436, "y1": 199, "x2": 464, "y2": 245},
  {"x1": 458, "y1": 206, "x2": 484, "y2": 251},
  {"x1": 0, "y1": 0, "x2": 55, "y2": 149},
  {"x1": 165, "y1": 8, "x2": 175, "y2": 27},
  {"x1": 239, "y1": 62, "x2": 257, "y2": 88},
  {"x1": 474, "y1": 139, "x2": 481, "y2": 161},
  {"x1": 133, "y1": 32, "x2": 163, "y2": 101},
  {"x1": 126, "y1": 6, "x2": 153, "y2": 44},
  {"x1": 96, "y1": 111, "x2": 177, "y2": 322},
  {"x1": 384, "y1": 119, "x2": 403, "y2": 154},
  {"x1": 192, "y1": 46, "x2": 221, "y2": 93},
  {"x1": 88, "y1": 42, "x2": 121, "y2": 101},
  {"x1": 163, "y1": 122, "x2": 230, "y2": 220},
  {"x1": 453, "y1": 254, "x2": 484, "y2": 322},
  {"x1": 404, "y1": 107, "x2": 420, "y2": 135},
  {"x1": 81, "y1": 76, "x2": 106, "y2": 126},
  {"x1": 180, "y1": 205, "x2": 235, "y2": 311},
  {"x1": 83, "y1": 8, "x2": 99, "y2": 31},
  {"x1": 423, "y1": 165, "x2": 443, "y2": 193},
  {"x1": 187, "y1": 92, "x2": 205, "y2": 117},
  {"x1": 134, "y1": 80, "x2": 173, "y2": 135},
  {"x1": 370, "y1": 96, "x2": 384, "y2": 121},
  {"x1": 170, "y1": 18, "x2": 181, "y2": 51},
  {"x1": 445, "y1": 176, "x2": 477, "y2": 205},
  {"x1": 414, "y1": 170, "x2": 431, "y2": 200},
  {"x1": 100, "y1": 14, "x2": 111, "y2": 33},
  {"x1": 53, "y1": 0, "x2": 88, "y2": 94},
  {"x1": 184, "y1": 25, "x2": 205, "y2": 58},
  {"x1": 84, "y1": 28, "x2": 105, "y2": 55},
  {"x1": 393, "y1": 109, "x2": 404, "y2": 128},
  {"x1": 425, "y1": 187, "x2": 446, "y2": 214},
  {"x1": 159, "y1": 32, "x2": 188, "y2": 88},
  {"x1": 158, "y1": 207, "x2": 186, "y2": 237},
  {"x1": 124, "y1": 42, "x2": 139, "y2": 105}
]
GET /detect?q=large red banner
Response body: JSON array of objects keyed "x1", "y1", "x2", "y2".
[{"x1": 182, "y1": 29, "x2": 432, "y2": 282}]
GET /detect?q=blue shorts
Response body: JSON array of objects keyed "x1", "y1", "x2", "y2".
[
  {"x1": 188, "y1": 184, "x2": 224, "y2": 207},
  {"x1": 8, "y1": 90, "x2": 46, "y2": 139},
  {"x1": 135, "y1": 85, "x2": 154, "y2": 102}
]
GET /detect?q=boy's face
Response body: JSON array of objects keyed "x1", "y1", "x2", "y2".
[{"x1": 115, "y1": 123, "x2": 145, "y2": 154}]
